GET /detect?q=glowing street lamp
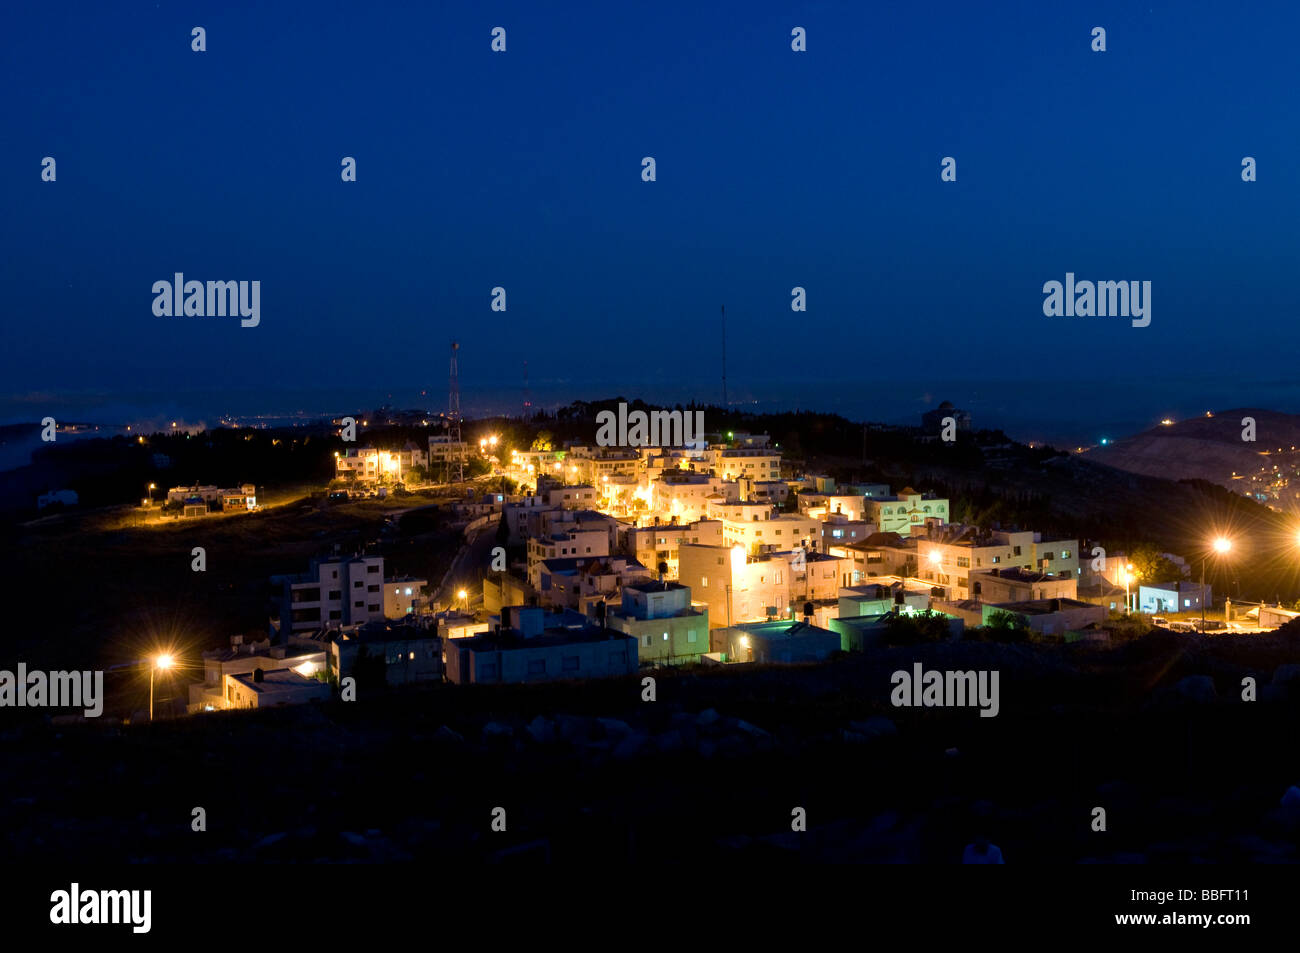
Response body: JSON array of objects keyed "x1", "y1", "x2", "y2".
[
  {"x1": 1202, "y1": 538, "x2": 1232, "y2": 631},
  {"x1": 1120, "y1": 564, "x2": 1136, "y2": 614},
  {"x1": 150, "y1": 654, "x2": 174, "y2": 722},
  {"x1": 457, "y1": 588, "x2": 468, "y2": 612}
]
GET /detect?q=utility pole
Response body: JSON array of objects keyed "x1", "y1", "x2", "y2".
[{"x1": 449, "y1": 340, "x2": 463, "y2": 483}]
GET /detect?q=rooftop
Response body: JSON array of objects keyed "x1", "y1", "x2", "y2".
[
  {"x1": 993, "y1": 598, "x2": 1099, "y2": 615},
  {"x1": 229, "y1": 669, "x2": 325, "y2": 693},
  {"x1": 727, "y1": 619, "x2": 838, "y2": 640},
  {"x1": 458, "y1": 624, "x2": 633, "y2": 652}
]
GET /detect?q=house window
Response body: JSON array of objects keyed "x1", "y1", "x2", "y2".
[
  {"x1": 687, "y1": 629, "x2": 697, "y2": 643},
  {"x1": 662, "y1": 632, "x2": 669, "y2": 641},
  {"x1": 354, "y1": 601, "x2": 363, "y2": 608},
  {"x1": 642, "y1": 635, "x2": 651, "y2": 647},
  {"x1": 367, "y1": 565, "x2": 379, "y2": 574},
  {"x1": 562, "y1": 656, "x2": 579, "y2": 672},
  {"x1": 329, "y1": 590, "x2": 341, "y2": 600},
  {"x1": 527, "y1": 659, "x2": 546, "y2": 675},
  {"x1": 368, "y1": 604, "x2": 380, "y2": 612}
]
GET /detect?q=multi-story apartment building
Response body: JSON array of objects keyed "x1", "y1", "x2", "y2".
[
  {"x1": 864, "y1": 488, "x2": 951, "y2": 535},
  {"x1": 624, "y1": 518, "x2": 724, "y2": 577},
  {"x1": 798, "y1": 493, "x2": 869, "y2": 522},
  {"x1": 652, "y1": 472, "x2": 730, "y2": 523},
  {"x1": 526, "y1": 527, "x2": 611, "y2": 573},
  {"x1": 544, "y1": 484, "x2": 600, "y2": 510},
  {"x1": 677, "y1": 544, "x2": 851, "y2": 628},
  {"x1": 444, "y1": 606, "x2": 638, "y2": 685},
  {"x1": 328, "y1": 616, "x2": 443, "y2": 687},
  {"x1": 428, "y1": 434, "x2": 468, "y2": 478},
  {"x1": 701, "y1": 447, "x2": 782, "y2": 482},
  {"x1": 910, "y1": 528, "x2": 1079, "y2": 601},
  {"x1": 816, "y1": 517, "x2": 877, "y2": 553},
  {"x1": 271, "y1": 555, "x2": 426, "y2": 633},
  {"x1": 606, "y1": 581, "x2": 710, "y2": 664},
  {"x1": 971, "y1": 567, "x2": 1077, "y2": 603},
  {"x1": 707, "y1": 499, "x2": 818, "y2": 555},
  {"x1": 565, "y1": 446, "x2": 642, "y2": 485},
  {"x1": 335, "y1": 443, "x2": 428, "y2": 483},
  {"x1": 531, "y1": 555, "x2": 653, "y2": 610}
]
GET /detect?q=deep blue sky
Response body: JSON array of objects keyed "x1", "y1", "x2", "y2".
[{"x1": 3, "y1": 0, "x2": 1299, "y2": 423}]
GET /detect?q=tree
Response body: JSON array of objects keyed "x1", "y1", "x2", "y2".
[
  {"x1": 982, "y1": 609, "x2": 1030, "y2": 642},
  {"x1": 1128, "y1": 545, "x2": 1184, "y2": 586},
  {"x1": 881, "y1": 609, "x2": 950, "y2": 645},
  {"x1": 531, "y1": 431, "x2": 554, "y2": 452}
]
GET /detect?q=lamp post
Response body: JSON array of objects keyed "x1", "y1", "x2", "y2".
[
  {"x1": 1201, "y1": 538, "x2": 1231, "y2": 632},
  {"x1": 150, "y1": 654, "x2": 173, "y2": 722},
  {"x1": 1122, "y1": 564, "x2": 1135, "y2": 614}
]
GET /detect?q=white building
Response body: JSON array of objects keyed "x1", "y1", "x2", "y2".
[{"x1": 272, "y1": 555, "x2": 426, "y2": 633}]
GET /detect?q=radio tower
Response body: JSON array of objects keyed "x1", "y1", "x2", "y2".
[
  {"x1": 522, "y1": 359, "x2": 532, "y2": 420},
  {"x1": 448, "y1": 340, "x2": 463, "y2": 483}
]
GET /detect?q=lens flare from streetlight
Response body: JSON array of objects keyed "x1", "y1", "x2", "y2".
[
  {"x1": 1213, "y1": 538, "x2": 1231, "y2": 554},
  {"x1": 156, "y1": 654, "x2": 174, "y2": 670}
]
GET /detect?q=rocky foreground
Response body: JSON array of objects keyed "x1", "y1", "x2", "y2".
[{"x1": 4, "y1": 627, "x2": 1300, "y2": 863}]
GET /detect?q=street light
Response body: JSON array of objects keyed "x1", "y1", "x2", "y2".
[
  {"x1": 1121, "y1": 564, "x2": 1136, "y2": 614},
  {"x1": 457, "y1": 588, "x2": 467, "y2": 612},
  {"x1": 1202, "y1": 538, "x2": 1231, "y2": 632},
  {"x1": 150, "y1": 654, "x2": 173, "y2": 722}
]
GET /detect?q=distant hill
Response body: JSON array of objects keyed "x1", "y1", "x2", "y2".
[{"x1": 1089, "y1": 408, "x2": 1300, "y2": 490}]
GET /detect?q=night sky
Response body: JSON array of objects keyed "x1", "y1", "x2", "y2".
[{"x1": 4, "y1": 0, "x2": 1298, "y2": 417}]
